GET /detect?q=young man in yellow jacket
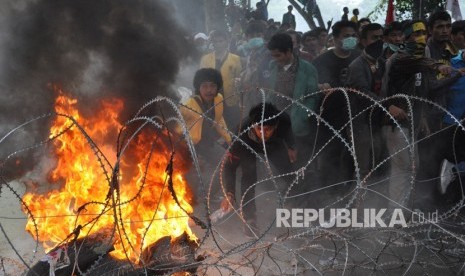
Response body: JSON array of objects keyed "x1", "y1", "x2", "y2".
[
  {"x1": 200, "y1": 30, "x2": 242, "y2": 129},
  {"x1": 180, "y1": 68, "x2": 231, "y2": 149},
  {"x1": 179, "y1": 68, "x2": 232, "y2": 202}
]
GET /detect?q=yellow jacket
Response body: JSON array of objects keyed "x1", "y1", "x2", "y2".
[
  {"x1": 200, "y1": 52, "x2": 242, "y2": 107},
  {"x1": 179, "y1": 94, "x2": 231, "y2": 145}
]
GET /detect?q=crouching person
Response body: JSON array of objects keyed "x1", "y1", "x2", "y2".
[
  {"x1": 220, "y1": 103, "x2": 297, "y2": 238},
  {"x1": 179, "y1": 68, "x2": 232, "y2": 201}
]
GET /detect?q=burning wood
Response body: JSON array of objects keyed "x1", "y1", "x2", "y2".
[
  {"x1": 26, "y1": 232, "x2": 200, "y2": 276},
  {"x1": 21, "y1": 90, "x2": 201, "y2": 275}
]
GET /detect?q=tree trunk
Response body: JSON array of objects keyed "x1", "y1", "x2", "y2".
[
  {"x1": 288, "y1": 0, "x2": 317, "y2": 30},
  {"x1": 313, "y1": 5, "x2": 326, "y2": 29},
  {"x1": 412, "y1": 0, "x2": 422, "y2": 19},
  {"x1": 204, "y1": 0, "x2": 228, "y2": 33}
]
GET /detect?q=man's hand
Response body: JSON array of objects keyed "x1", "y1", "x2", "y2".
[
  {"x1": 318, "y1": 83, "x2": 332, "y2": 95},
  {"x1": 288, "y1": 148, "x2": 297, "y2": 163},
  {"x1": 388, "y1": 105, "x2": 407, "y2": 120},
  {"x1": 437, "y1": 65, "x2": 453, "y2": 76}
]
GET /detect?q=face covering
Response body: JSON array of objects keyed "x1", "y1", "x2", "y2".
[
  {"x1": 247, "y1": 37, "x2": 265, "y2": 49},
  {"x1": 342, "y1": 37, "x2": 358, "y2": 50},
  {"x1": 365, "y1": 39, "x2": 384, "y2": 60},
  {"x1": 414, "y1": 35, "x2": 427, "y2": 45},
  {"x1": 404, "y1": 41, "x2": 426, "y2": 57},
  {"x1": 383, "y1": 42, "x2": 400, "y2": 53},
  {"x1": 196, "y1": 44, "x2": 207, "y2": 53}
]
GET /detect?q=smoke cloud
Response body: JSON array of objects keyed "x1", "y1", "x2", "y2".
[{"x1": 0, "y1": 0, "x2": 192, "y2": 177}]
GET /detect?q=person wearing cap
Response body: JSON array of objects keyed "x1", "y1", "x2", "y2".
[
  {"x1": 380, "y1": 19, "x2": 462, "y2": 212},
  {"x1": 220, "y1": 103, "x2": 296, "y2": 238},
  {"x1": 193, "y1": 32, "x2": 210, "y2": 61},
  {"x1": 200, "y1": 30, "x2": 242, "y2": 129}
]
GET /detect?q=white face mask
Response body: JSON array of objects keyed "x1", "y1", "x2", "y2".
[{"x1": 341, "y1": 37, "x2": 358, "y2": 50}]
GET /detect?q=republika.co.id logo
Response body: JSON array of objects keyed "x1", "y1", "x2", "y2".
[{"x1": 276, "y1": 208, "x2": 438, "y2": 228}]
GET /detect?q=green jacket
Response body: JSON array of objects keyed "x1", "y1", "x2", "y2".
[{"x1": 268, "y1": 58, "x2": 319, "y2": 137}]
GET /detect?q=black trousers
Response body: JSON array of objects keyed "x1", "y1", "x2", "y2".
[{"x1": 224, "y1": 142, "x2": 294, "y2": 221}]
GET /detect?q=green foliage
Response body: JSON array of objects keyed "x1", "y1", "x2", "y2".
[{"x1": 368, "y1": 0, "x2": 447, "y2": 22}]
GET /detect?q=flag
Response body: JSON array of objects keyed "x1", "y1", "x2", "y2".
[
  {"x1": 385, "y1": 0, "x2": 395, "y2": 25},
  {"x1": 446, "y1": 0, "x2": 463, "y2": 21}
]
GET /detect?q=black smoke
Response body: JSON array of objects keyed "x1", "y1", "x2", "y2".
[{"x1": 0, "y1": 0, "x2": 192, "y2": 177}]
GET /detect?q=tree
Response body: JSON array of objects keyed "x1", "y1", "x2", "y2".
[
  {"x1": 287, "y1": 0, "x2": 328, "y2": 30},
  {"x1": 204, "y1": 0, "x2": 228, "y2": 32},
  {"x1": 202, "y1": 0, "x2": 330, "y2": 32},
  {"x1": 369, "y1": 0, "x2": 446, "y2": 21}
]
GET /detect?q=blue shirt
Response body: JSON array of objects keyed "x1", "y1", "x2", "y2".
[{"x1": 443, "y1": 51, "x2": 465, "y2": 125}]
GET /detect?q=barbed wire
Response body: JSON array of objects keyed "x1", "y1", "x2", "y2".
[{"x1": 1, "y1": 88, "x2": 465, "y2": 275}]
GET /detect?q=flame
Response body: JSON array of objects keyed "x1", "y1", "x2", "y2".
[{"x1": 22, "y1": 87, "x2": 195, "y2": 263}]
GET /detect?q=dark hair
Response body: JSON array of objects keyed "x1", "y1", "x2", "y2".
[
  {"x1": 302, "y1": 29, "x2": 318, "y2": 41},
  {"x1": 249, "y1": 103, "x2": 280, "y2": 126},
  {"x1": 343, "y1": 7, "x2": 349, "y2": 12},
  {"x1": 360, "y1": 23, "x2": 383, "y2": 39},
  {"x1": 287, "y1": 30, "x2": 301, "y2": 45},
  {"x1": 288, "y1": 5, "x2": 293, "y2": 10},
  {"x1": 193, "y1": 68, "x2": 223, "y2": 94},
  {"x1": 427, "y1": 10, "x2": 451, "y2": 29},
  {"x1": 358, "y1": 17, "x2": 371, "y2": 26},
  {"x1": 331, "y1": 20, "x2": 357, "y2": 38},
  {"x1": 314, "y1": 27, "x2": 328, "y2": 36},
  {"x1": 267, "y1": 33, "x2": 293, "y2": 53},
  {"x1": 384, "y1": 21, "x2": 403, "y2": 36},
  {"x1": 209, "y1": 30, "x2": 229, "y2": 41},
  {"x1": 452, "y1": 20, "x2": 465, "y2": 35},
  {"x1": 265, "y1": 24, "x2": 279, "y2": 41},
  {"x1": 245, "y1": 20, "x2": 267, "y2": 37},
  {"x1": 353, "y1": 8, "x2": 359, "y2": 15}
]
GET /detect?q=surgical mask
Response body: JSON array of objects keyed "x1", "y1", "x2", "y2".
[
  {"x1": 342, "y1": 37, "x2": 358, "y2": 50},
  {"x1": 247, "y1": 37, "x2": 265, "y2": 49},
  {"x1": 383, "y1": 42, "x2": 400, "y2": 53},
  {"x1": 196, "y1": 44, "x2": 207, "y2": 53}
]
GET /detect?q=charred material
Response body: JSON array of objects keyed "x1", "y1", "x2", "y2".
[{"x1": 26, "y1": 232, "x2": 200, "y2": 276}]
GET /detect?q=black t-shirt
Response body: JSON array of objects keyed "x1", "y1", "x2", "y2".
[
  {"x1": 312, "y1": 49, "x2": 360, "y2": 130},
  {"x1": 312, "y1": 49, "x2": 359, "y2": 87}
]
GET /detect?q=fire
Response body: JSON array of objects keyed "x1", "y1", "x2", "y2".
[{"x1": 22, "y1": 87, "x2": 195, "y2": 263}]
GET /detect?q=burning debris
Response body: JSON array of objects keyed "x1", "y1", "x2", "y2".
[
  {"x1": 18, "y1": 90, "x2": 202, "y2": 275},
  {"x1": 26, "y1": 232, "x2": 201, "y2": 276}
]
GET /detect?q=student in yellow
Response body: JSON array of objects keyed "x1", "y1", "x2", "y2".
[
  {"x1": 180, "y1": 68, "x2": 231, "y2": 154},
  {"x1": 200, "y1": 30, "x2": 242, "y2": 129},
  {"x1": 179, "y1": 68, "x2": 232, "y2": 202}
]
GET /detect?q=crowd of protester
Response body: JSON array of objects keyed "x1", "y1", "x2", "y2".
[{"x1": 180, "y1": 2, "x2": 465, "y2": 237}]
